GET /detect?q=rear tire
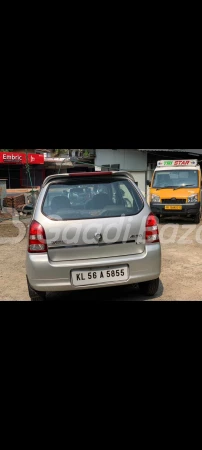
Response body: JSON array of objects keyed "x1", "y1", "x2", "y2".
[
  {"x1": 139, "y1": 278, "x2": 159, "y2": 296},
  {"x1": 194, "y1": 212, "x2": 201, "y2": 224},
  {"x1": 27, "y1": 278, "x2": 46, "y2": 301}
]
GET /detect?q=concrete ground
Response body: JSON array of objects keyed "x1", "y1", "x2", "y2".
[{"x1": 0, "y1": 218, "x2": 202, "y2": 301}]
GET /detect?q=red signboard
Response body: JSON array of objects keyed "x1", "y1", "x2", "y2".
[
  {"x1": 28, "y1": 154, "x2": 44, "y2": 165},
  {"x1": 0, "y1": 152, "x2": 44, "y2": 165}
]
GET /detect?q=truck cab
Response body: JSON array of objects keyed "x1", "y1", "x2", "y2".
[{"x1": 150, "y1": 159, "x2": 201, "y2": 223}]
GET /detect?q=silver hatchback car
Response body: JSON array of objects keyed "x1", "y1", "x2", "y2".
[{"x1": 26, "y1": 171, "x2": 161, "y2": 300}]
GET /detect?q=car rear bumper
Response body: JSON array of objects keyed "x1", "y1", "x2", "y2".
[
  {"x1": 26, "y1": 244, "x2": 161, "y2": 292},
  {"x1": 150, "y1": 202, "x2": 200, "y2": 216}
]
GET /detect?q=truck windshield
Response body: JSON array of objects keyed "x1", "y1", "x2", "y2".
[{"x1": 152, "y1": 170, "x2": 199, "y2": 189}]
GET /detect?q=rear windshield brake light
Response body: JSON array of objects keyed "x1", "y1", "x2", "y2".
[{"x1": 68, "y1": 171, "x2": 113, "y2": 177}]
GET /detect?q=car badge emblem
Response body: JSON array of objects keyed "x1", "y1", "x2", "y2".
[{"x1": 95, "y1": 233, "x2": 102, "y2": 243}]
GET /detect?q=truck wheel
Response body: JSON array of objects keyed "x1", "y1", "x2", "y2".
[
  {"x1": 27, "y1": 278, "x2": 46, "y2": 301},
  {"x1": 194, "y1": 212, "x2": 201, "y2": 224},
  {"x1": 138, "y1": 278, "x2": 159, "y2": 296}
]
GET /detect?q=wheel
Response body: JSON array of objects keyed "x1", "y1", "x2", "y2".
[
  {"x1": 194, "y1": 212, "x2": 201, "y2": 224},
  {"x1": 27, "y1": 278, "x2": 46, "y2": 301},
  {"x1": 138, "y1": 278, "x2": 159, "y2": 296}
]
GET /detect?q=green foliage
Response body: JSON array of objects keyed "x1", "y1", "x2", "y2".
[
  {"x1": 0, "y1": 149, "x2": 13, "y2": 152},
  {"x1": 53, "y1": 149, "x2": 69, "y2": 157},
  {"x1": 83, "y1": 149, "x2": 90, "y2": 157}
]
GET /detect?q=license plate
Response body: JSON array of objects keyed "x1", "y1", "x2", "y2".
[
  {"x1": 164, "y1": 205, "x2": 182, "y2": 210},
  {"x1": 71, "y1": 266, "x2": 128, "y2": 286}
]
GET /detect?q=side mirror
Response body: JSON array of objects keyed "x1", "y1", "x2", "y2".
[
  {"x1": 22, "y1": 204, "x2": 34, "y2": 215},
  {"x1": 147, "y1": 180, "x2": 151, "y2": 187}
]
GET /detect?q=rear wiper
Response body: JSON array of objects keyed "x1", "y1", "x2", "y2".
[{"x1": 173, "y1": 184, "x2": 195, "y2": 190}]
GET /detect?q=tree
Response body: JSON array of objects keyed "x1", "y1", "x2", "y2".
[
  {"x1": 0, "y1": 149, "x2": 13, "y2": 152},
  {"x1": 52, "y1": 149, "x2": 70, "y2": 157},
  {"x1": 83, "y1": 150, "x2": 90, "y2": 157}
]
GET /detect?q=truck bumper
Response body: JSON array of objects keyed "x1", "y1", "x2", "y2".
[{"x1": 150, "y1": 202, "x2": 200, "y2": 216}]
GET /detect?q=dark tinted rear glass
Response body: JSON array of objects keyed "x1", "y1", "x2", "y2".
[{"x1": 42, "y1": 178, "x2": 144, "y2": 220}]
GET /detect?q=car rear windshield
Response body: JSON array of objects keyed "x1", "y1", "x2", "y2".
[{"x1": 42, "y1": 177, "x2": 144, "y2": 220}]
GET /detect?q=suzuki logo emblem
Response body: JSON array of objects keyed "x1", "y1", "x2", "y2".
[{"x1": 95, "y1": 233, "x2": 102, "y2": 243}]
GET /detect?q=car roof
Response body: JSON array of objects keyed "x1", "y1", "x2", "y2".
[{"x1": 42, "y1": 171, "x2": 135, "y2": 188}]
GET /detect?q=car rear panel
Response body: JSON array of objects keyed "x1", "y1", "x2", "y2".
[
  {"x1": 26, "y1": 243, "x2": 161, "y2": 292},
  {"x1": 38, "y1": 214, "x2": 146, "y2": 262},
  {"x1": 26, "y1": 172, "x2": 161, "y2": 292},
  {"x1": 34, "y1": 175, "x2": 149, "y2": 262}
]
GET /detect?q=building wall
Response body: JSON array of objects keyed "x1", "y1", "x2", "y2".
[
  {"x1": 95, "y1": 149, "x2": 147, "y2": 171},
  {"x1": 95, "y1": 149, "x2": 147, "y2": 197}
]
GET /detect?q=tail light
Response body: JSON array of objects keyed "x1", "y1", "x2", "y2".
[
  {"x1": 145, "y1": 214, "x2": 160, "y2": 243},
  {"x1": 28, "y1": 220, "x2": 47, "y2": 253}
]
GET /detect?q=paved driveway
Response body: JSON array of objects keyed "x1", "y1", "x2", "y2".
[{"x1": 0, "y1": 219, "x2": 202, "y2": 301}]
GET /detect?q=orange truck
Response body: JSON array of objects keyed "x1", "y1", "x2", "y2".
[{"x1": 149, "y1": 159, "x2": 201, "y2": 223}]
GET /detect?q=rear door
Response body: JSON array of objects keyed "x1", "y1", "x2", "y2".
[{"x1": 41, "y1": 175, "x2": 147, "y2": 262}]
